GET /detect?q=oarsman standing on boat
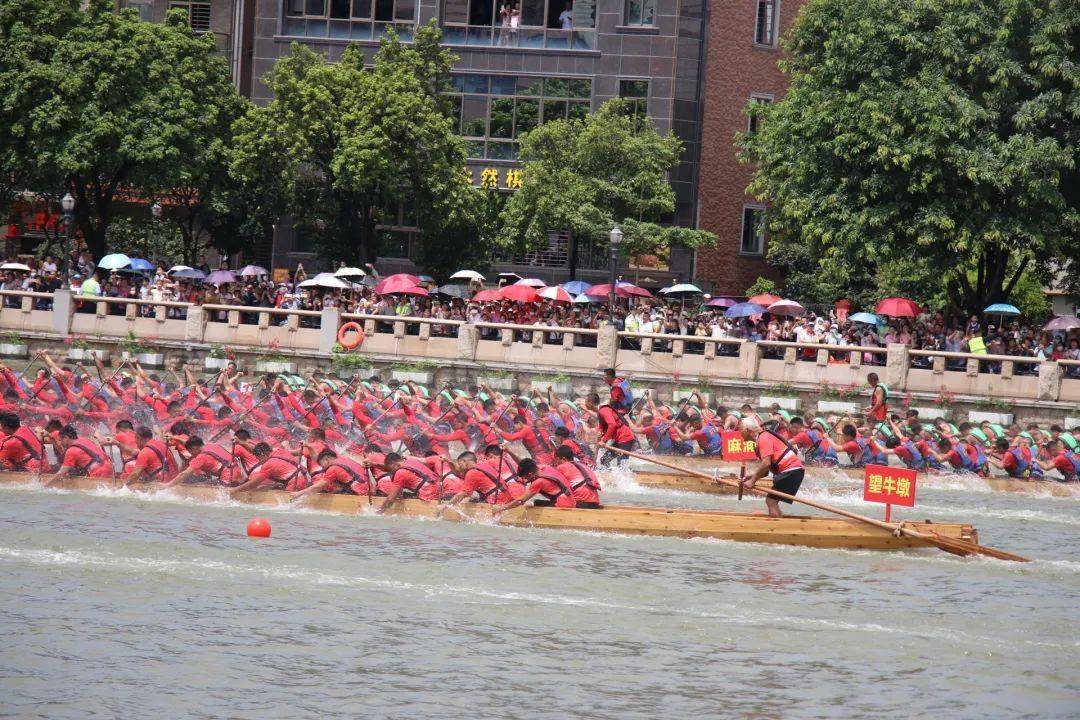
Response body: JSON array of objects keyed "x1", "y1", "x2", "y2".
[
  {"x1": 865, "y1": 372, "x2": 888, "y2": 423},
  {"x1": 603, "y1": 368, "x2": 634, "y2": 414},
  {"x1": 739, "y1": 418, "x2": 805, "y2": 518}
]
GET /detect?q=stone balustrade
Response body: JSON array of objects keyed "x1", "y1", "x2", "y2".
[{"x1": 1, "y1": 289, "x2": 1077, "y2": 405}]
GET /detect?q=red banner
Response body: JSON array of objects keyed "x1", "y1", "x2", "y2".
[
  {"x1": 721, "y1": 431, "x2": 758, "y2": 461},
  {"x1": 863, "y1": 464, "x2": 917, "y2": 507}
]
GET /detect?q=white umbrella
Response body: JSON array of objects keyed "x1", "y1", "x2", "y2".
[
  {"x1": 335, "y1": 266, "x2": 366, "y2": 277},
  {"x1": 573, "y1": 293, "x2": 594, "y2": 304},
  {"x1": 514, "y1": 278, "x2": 547, "y2": 288},
  {"x1": 298, "y1": 274, "x2": 351, "y2": 290},
  {"x1": 98, "y1": 253, "x2": 132, "y2": 270},
  {"x1": 0, "y1": 262, "x2": 32, "y2": 272},
  {"x1": 168, "y1": 265, "x2": 194, "y2": 274},
  {"x1": 450, "y1": 270, "x2": 485, "y2": 281},
  {"x1": 660, "y1": 283, "x2": 703, "y2": 296}
]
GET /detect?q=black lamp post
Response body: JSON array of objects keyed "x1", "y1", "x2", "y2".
[
  {"x1": 151, "y1": 202, "x2": 162, "y2": 259},
  {"x1": 607, "y1": 225, "x2": 623, "y2": 315},
  {"x1": 60, "y1": 192, "x2": 74, "y2": 283}
]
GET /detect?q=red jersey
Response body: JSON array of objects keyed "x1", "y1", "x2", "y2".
[
  {"x1": 377, "y1": 457, "x2": 441, "y2": 501},
  {"x1": 0, "y1": 426, "x2": 45, "y2": 472},
  {"x1": 61, "y1": 439, "x2": 113, "y2": 478},
  {"x1": 318, "y1": 457, "x2": 369, "y2": 494},
  {"x1": 249, "y1": 449, "x2": 307, "y2": 490},
  {"x1": 556, "y1": 460, "x2": 601, "y2": 505},
  {"x1": 755, "y1": 430, "x2": 803, "y2": 474},
  {"x1": 132, "y1": 439, "x2": 176, "y2": 481},
  {"x1": 597, "y1": 406, "x2": 635, "y2": 445},
  {"x1": 186, "y1": 443, "x2": 239, "y2": 484},
  {"x1": 526, "y1": 464, "x2": 577, "y2": 508}
]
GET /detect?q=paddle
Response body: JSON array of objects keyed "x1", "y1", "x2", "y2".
[{"x1": 600, "y1": 443, "x2": 1029, "y2": 563}]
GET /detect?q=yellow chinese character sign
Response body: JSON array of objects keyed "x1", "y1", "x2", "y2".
[
  {"x1": 505, "y1": 169, "x2": 523, "y2": 188},
  {"x1": 863, "y1": 464, "x2": 917, "y2": 521},
  {"x1": 480, "y1": 167, "x2": 500, "y2": 188}
]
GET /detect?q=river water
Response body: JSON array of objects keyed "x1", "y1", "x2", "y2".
[{"x1": 0, "y1": 472, "x2": 1077, "y2": 719}]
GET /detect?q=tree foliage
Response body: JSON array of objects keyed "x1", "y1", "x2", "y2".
[
  {"x1": 743, "y1": 0, "x2": 1079, "y2": 315},
  {"x1": 231, "y1": 22, "x2": 470, "y2": 265},
  {"x1": 0, "y1": 0, "x2": 246, "y2": 261},
  {"x1": 500, "y1": 99, "x2": 715, "y2": 263}
]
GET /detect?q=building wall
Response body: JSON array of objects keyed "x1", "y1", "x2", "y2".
[{"x1": 694, "y1": 0, "x2": 803, "y2": 296}]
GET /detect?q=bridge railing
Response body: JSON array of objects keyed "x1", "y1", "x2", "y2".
[{"x1": 0, "y1": 290, "x2": 1075, "y2": 403}]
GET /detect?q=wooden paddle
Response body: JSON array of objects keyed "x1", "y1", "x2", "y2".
[{"x1": 601, "y1": 444, "x2": 1029, "y2": 563}]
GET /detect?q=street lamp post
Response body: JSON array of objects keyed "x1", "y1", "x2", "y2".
[
  {"x1": 60, "y1": 192, "x2": 75, "y2": 284},
  {"x1": 151, "y1": 202, "x2": 162, "y2": 259},
  {"x1": 607, "y1": 225, "x2": 623, "y2": 317}
]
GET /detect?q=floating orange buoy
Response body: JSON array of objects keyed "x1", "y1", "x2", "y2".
[{"x1": 247, "y1": 518, "x2": 271, "y2": 538}]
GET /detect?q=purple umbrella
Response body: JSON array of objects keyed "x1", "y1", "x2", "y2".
[
  {"x1": 705, "y1": 297, "x2": 736, "y2": 308},
  {"x1": 1044, "y1": 315, "x2": 1080, "y2": 331},
  {"x1": 205, "y1": 270, "x2": 237, "y2": 284},
  {"x1": 724, "y1": 302, "x2": 767, "y2": 319}
]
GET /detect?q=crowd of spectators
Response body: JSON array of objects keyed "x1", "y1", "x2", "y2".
[{"x1": 1, "y1": 253, "x2": 1077, "y2": 377}]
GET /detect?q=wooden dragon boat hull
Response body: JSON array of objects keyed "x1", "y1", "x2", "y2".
[
  {"x1": 0, "y1": 473, "x2": 978, "y2": 552},
  {"x1": 630, "y1": 455, "x2": 1080, "y2": 498}
]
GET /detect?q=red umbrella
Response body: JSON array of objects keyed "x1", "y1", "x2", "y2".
[
  {"x1": 618, "y1": 282, "x2": 653, "y2": 298},
  {"x1": 585, "y1": 283, "x2": 632, "y2": 299},
  {"x1": 499, "y1": 284, "x2": 540, "y2": 303},
  {"x1": 374, "y1": 273, "x2": 421, "y2": 294},
  {"x1": 398, "y1": 285, "x2": 429, "y2": 297},
  {"x1": 749, "y1": 293, "x2": 781, "y2": 306},
  {"x1": 705, "y1": 297, "x2": 737, "y2": 308},
  {"x1": 538, "y1": 286, "x2": 573, "y2": 303},
  {"x1": 875, "y1": 297, "x2": 922, "y2": 317},
  {"x1": 472, "y1": 289, "x2": 502, "y2": 302}
]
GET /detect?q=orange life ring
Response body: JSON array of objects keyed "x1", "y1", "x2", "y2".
[{"x1": 337, "y1": 321, "x2": 365, "y2": 350}]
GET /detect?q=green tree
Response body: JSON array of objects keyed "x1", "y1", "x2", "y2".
[
  {"x1": 499, "y1": 99, "x2": 715, "y2": 265},
  {"x1": 0, "y1": 0, "x2": 246, "y2": 262},
  {"x1": 743, "y1": 0, "x2": 1079, "y2": 315},
  {"x1": 231, "y1": 23, "x2": 469, "y2": 265}
]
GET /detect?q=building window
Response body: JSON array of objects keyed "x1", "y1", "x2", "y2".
[
  {"x1": 170, "y1": 1, "x2": 212, "y2": 33},
  {"x1": 619, "y1": 79, "x2": 649, "y2": 118},
  {"x1": 445, "y1": 74, "x2": 591, "y2": 160},
  {"x1": 741, "y1": 206, "x2": 766, "y2": 255},
  {"x1": 128, "y1": 1, "x2": 153, "y2": 21},
  {"x1": 284, "y1": 0, "x2": 416, "y2": 39},
  {"x1": 747, "y1": 93, "x2": 773, "y2": 134},
  {"x1": 623, "y1": 0, "x2": 655, "y2": 26},
  {"x1": 754, "y1": 0, "x2": 778, "y2": 46},
  {"x1": 440, "y1": 0, "x2": 596, "y2": 49}
]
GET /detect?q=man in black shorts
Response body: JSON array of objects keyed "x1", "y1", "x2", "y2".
[{"x1": 739, "y1": 418, "x2": 805, "y2": 517}]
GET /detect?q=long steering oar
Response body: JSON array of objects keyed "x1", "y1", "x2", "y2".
[{"x1": 600, "y1": 444, "x2": 1029, "y2": 563}]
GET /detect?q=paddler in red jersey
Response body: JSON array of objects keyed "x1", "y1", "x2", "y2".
[
  {"x1": 739, "y1": 418, "x2": 805, "y2": 518},
  {"x1": 163, "y1": 436, "x2": 240, "y2": 487},
  {"x1": 0, "y1": 412, "x2": 46, "y2": 473},
  {"x1": 376, "y1": 452, "x2": 443, "y2": 512},
  {"x1": 553, "y1": 445, "x2": 601, "y2": 508},
  {"x1": 118, "y1": 426, "x2": 177, "y2": 484},
  {"x1": 492, "y1": 458, "x2": 579, "y2": 514},
  {"x1": 290, "y1": 448, "x2": 371, "y2": 498},
  {"x1": 439, "y1": 450, "x2": 521, "y2": 509},
  {"x1": 42, "y1": 424, "x2": 113, "y2": 483},
  {"x1": 229, "y1": 442, "x2": 308, "y2": 493},
  {"x1": 865, "y1": 372, "x2": 888, "y2": 423}
]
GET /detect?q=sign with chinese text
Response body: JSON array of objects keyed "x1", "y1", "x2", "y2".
[
  {"x1": 721, "y1": 431, "x2": 757, "y2": 461},
  {"x1": 862, "y1": 464, "x2": 917, "y2": 507}
]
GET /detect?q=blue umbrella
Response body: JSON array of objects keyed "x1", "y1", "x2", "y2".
[
  {"x1": 849, "y1": 312, "x2": 880, "y2": 325},
  {"x1": 724, "y1": 302, "x2": 767, "y2": 318},
  {"x1": 98, "y1": 253, "x2": 131, "y2": 270},
  {"x1": 984, "y1": 303, "x2": 1020, "y2": 316},
  {"x1": 563, "y1": 280, "x2": 593, "y2": 295},
  {"x1": 128, "y1": 258, "x2": 155, "y2": 272}
]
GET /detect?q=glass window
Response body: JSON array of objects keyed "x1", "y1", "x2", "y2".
[
  {"x1": 351, "y1": 0, "x2": 371, "y2": 17},
  {"x1": 306, "y1": 0, "x2": 325, "y2": 14},
  {"x1": 463, "y1": 74, "x2": 489, "y2": 94},
  {"x1": 394, "y1": 0, "x2": 415, "y2": 20},
  {"x1": 330, "y1": 0, "x2": 350, "y2": 17},
  {"x1": 520, "y1": 0, "x2": 545, "y2": 27},
  {"x1": 755, "y1": 0, "x2": 777, "y2": 46},
  {"x1": 542, "y1": 99, "x2": 567, "y2": 123},
  {"x1": 567, "y1": 78, "x2": 591, "y2": 99},
  {"x1": 490, "y1": 76, "x2": 517, "y2": 95},
  {"x1": 741, "y1": 207, "x2": 765, "y2": 255},
  {"x1": 624, "y1": 0, "x2": 655, "y2": 26},
  {"x1": 461, "y1": 96, "x2": 488, "y2": 137},
  {"x1": 490, "y1": 98, "x2": 514, "y2": 138},
  {"x1": 466, "y1": 140, "x2": 486, "y2": 159},
  {"x1": 129, "y1": 1, "x2": 153, "y2": 21},
  {"x1": 374, "y1": 0, "x2": 393, "y2": 21},
  {"x1": 514, "y1": 99, "x2": 539, "y2": 137},
  {"x1": 516, "y1": 76, "x2": 542, "y2": 96},
  {"x1": 487, "y1": 141, "x2": 515, "y2": 160},
  {"x1": 567, "y1": 100, "x2": 589, "y2": 122},
  {"x1": 619, "y1": 79, "x2": 649, "y2": 118},
  {"x1": 286, "y1": 0, "x2": 305, "y2": 15},
  {"x1": 544, "y1": 78, "x2": 568, "y2": 96},
  {"x1": 443, "y1": 0, "x2": 468, "y2": 23},
  {"x1": 747, "y1": 94, "x2": 772, "y2": 134}
]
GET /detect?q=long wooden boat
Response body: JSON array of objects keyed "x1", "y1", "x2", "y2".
[
  {"x1": 630, "y1": 455, "x2": 1080, "y2": 498},
  {"x1": 602, "y1": 469, "x2": 772, "y2": 496},
  {"x1": 0, "y1": 473, "x2": 979, "y2": 553}
]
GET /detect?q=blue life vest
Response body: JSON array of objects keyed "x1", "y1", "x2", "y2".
[
  {"x1": 613, "y1": 378, "x2": 634, "y2": 412},
  {"x1": 805, "y1": 429, "x2": 839, "y2": 464},
  {"x1": 899, "y1": 439, "x2": 925, "y2": 471},
  {"x1": 700, "y1": 424, "x2": 722, "y2": 456},
  {"x1": 1058, "y1": 451, "x2": 1080, "y2": 480},
  {"x1": 851, "y1": 437, "x2": 886, "y2": 467},
  {"x1": 1006, "y1": 447, "x2": 1043, "y2": 480},
  {"x1": 953, "y1": 441, "x2": 987, "y2": 473},
  {"x1": 649, "y1": 422, "x2": 673, "y2": 453}
]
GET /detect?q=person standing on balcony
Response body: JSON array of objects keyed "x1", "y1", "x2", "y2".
[
  {"x1": 603, "y1": 368, "x2": 634, "y2": 414},
  {"x1": 558, "y1": 1, "x2": 573, "y2": 29}
]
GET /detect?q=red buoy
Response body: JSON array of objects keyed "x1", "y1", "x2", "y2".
[{"x1": 247, "y1": 518, "x2": 271, "y2": 538}]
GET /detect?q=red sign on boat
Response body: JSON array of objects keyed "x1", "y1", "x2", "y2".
[
  {"x1": 863, "y1": 464, "x2": 917, "y2": 509},
  {"x1": 721, "y1": 431, "x2": 757, "y2": 462}
]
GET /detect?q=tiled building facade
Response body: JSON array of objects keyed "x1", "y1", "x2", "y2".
[{"x1": 120, "y1": 0, "x2": 800, "y2": 292}]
